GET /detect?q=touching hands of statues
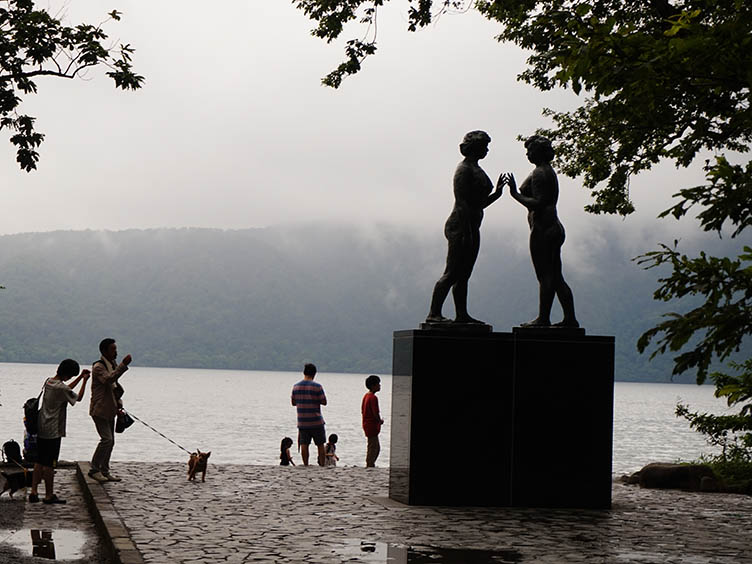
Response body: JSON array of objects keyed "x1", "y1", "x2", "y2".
[
  {"x1": 494, "y1": 173, "x2": 505, "y2": 196},
  {"x1": 503, "y1": 173, "x2": 518, "y2": 194}
]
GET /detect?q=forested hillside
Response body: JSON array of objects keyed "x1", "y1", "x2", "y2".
[{"x1": 0, "y1": 224, "x2": 739, "y2": 382}]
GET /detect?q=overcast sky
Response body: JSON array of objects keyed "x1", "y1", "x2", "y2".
[{"x1": 1, "y1": 1, "x2": 711, "y2": 246}]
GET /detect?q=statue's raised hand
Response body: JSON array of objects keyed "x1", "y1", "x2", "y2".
[
  {"x1": 496, "y1": 172, "x2": 506, "y2": 187},
  {"x1": 505, "y1": 173, "x2": 518, "y2": 193}
]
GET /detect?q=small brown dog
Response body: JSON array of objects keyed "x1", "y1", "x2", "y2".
[{"x1": 187, "y1": 450, "x2": 211, "y2": 482}]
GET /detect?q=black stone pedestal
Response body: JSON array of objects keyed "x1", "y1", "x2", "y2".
[
  {"x1": 390, "y1": 330, "x2": 515, "y2": 506},
  {"x1": 389, "y1": 328, "x2": 614, "y2": 508}
]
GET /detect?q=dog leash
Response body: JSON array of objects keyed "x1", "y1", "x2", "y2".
[
  {"x1": 125, "y1": 411, "x2": 193, "y2": 455},
  {"x1": 3, "y1": 454, "x2": 30, "y2": 477}
]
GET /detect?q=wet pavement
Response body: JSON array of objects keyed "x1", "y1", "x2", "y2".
[
  {"x1": 0, "y1": 465, "x2": 111, "y2": 564},
  {"x1": 75, "y1": 461, "x2": 752, "y2": 564}
]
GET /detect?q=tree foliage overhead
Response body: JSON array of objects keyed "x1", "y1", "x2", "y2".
[
  {"x1": 295, "y1": 0, "x2": 752, "y2": 218},
  {"x1": 294, "y1": 0, "x2": 752, "y2": 459},
  {"x1": 0, "y1": 0, "x2": 143, "y2": 171}
]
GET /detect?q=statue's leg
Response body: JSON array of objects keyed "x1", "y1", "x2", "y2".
[
  {"x1": 451, "y1": 278, "x2": 469, "y2": 318},
  {"x1": 552, "y1": 247, "x2": 579, "y2": 327},
  {"x1": 427, "y1": 274, "x2": 453, "y2": 322},
  {"x1": 522, "y1": 231, "x2": 553, "y2": 326},
  {"x1": 553, "y1": 282, "x2": 578, "y2": 327},
  {"x1": 537, "y1": 278, "x2": 556, "y2": 324},
  {"x1": 451, "y1": 279, "x2": 484, "y2": 324},
  {"x1": 452, "y1": 233, "x2": 484, "y2": 324},
  {"x1": 426, "y1": 236, "x2": 460, "y2": 322}
]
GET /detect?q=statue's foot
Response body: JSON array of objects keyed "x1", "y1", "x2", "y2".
[
  {"x1": 554, "y1": 318, "x2": 580, "y2": 328},
  {"x1": 454, "y1": 315, "x2": 486, "y2": 325},
  {"x1": 520, "y1": 317, "x2": 551, "y2": 327},
  {"x1": 425, "y1": 314, "x2": 452, "y2": 323}
]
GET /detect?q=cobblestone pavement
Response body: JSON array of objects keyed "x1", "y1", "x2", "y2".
[
  {"x1": 0, "y1": 466, "x2": 111, "y2": 564},
  {"x1": 89, "y1": 462, "x2": 752, "y2": 564}
]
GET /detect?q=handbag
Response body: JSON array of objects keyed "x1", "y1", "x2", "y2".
[{"x1": 115, "y1": 409, "x2": 135, "y2": 433}]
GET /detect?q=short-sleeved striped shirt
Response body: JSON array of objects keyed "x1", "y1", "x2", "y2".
[{"x1": 291, "y1": 379, "x2": 327, "y2": 429}]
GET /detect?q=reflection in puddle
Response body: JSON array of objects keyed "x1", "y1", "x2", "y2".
[
  {"x1": 614, "y1": 552, "x2": 696, "y2": 563},
  {"x1": 0, "y1": 528, "x2": 87, "y2": 560},
  {"x1": 335, "y1": 539, "x2": 523, "y2": 563},
  {"x1": 32, "y1": 529, "x2": 56, "y2": 559}
]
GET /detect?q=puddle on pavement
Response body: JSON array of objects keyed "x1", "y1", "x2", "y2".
[
  {"x1": 0, "y1": 528, "x2": 88, "y2": 560},
  {"x1": 615, "y1": 552, "x2": 711, "y2": 564},
  {"x1": 335, "y1": 539, "x2": 523, "y2": 563}
]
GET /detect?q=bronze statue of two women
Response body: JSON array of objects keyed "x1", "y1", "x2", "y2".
[
  {"x1": 426, "y1": 132, "x2": 579, "y2": 328},
  {"x1": 425, "y1": 131, "x2": 504, "y2": 326}
]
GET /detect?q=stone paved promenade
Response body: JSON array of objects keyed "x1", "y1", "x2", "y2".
[
  {"x1": 0, "y1": 466, "x2": 110, "y2": 564},
  {"x1": 76, "y1": 461, "x2": 752, "y2": 564}
]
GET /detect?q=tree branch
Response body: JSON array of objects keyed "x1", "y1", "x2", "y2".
[{"x1": 0, "y1": 69, "x2": 78, "y2": 81}]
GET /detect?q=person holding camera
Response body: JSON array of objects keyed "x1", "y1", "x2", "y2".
[
  {"x1": 88, "y1": 337, "x2": 132, "y2": 483},
  {"x1": 29, "y1": 359, "x2": 90, "y2": 504}
]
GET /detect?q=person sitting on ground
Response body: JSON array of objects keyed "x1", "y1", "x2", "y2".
[
  {"x1": 324, "y1": 434, "x2": 339, "y2": 467},
  {"x1": 29, "y1": 359, "x2": 90, "y2": 504},
  {"x1": 280, "y1": 437, "x2": 295, "y2": 466},
  {"x1": 361, "y1": 375, "x2": 384, "y2": 468}
]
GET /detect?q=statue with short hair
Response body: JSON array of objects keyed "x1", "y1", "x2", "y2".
[
  {"x1": 503, "y1": 135, "x2": 579, "y2": 328},
  {"x1": 425, "y1": 130, "x2": 504, "y2": 325}
]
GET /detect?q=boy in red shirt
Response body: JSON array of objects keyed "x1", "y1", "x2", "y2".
[{"x1": 361, "y1": 375, "x2": 384, "y2": 467}]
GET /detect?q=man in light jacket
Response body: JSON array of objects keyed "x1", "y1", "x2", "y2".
[{"x1": 89, "y1": 337, "x2": 132, "y2": 483}]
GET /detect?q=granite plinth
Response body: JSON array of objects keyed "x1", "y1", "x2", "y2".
[
  {"x1": 512, "y1": 325, "x2": 585, "y2": 336},
  {"x1": 419, "y1": 321, "x2": 493, "y2": 333},
  {"x1": 390, "y1": 330, "x2": 514, "y2": 506},
  {"x1": 389, "y1": 328, "x2": 615, "y2": 508}
]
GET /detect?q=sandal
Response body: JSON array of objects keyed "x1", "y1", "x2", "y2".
[
  {"x1": 28, "y1": 493, "x2": 40, "y2": 503},
  {"x1": 42, "y1": 494, "x2": 66, "y2": 505}
]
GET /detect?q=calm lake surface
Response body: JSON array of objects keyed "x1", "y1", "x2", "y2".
[{"x1": 0, "y1": 362, "x2": 731, "y2": 474}]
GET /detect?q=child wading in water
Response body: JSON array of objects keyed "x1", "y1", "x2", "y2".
[
  {"x1": 361, "y1": 375, "x2": 384, "y2": 467},
  {"x1": 280, "y1": 437, "x2": 295, "y2": 466},
  {"x1": 324, "y1": 434, "x2": 339, "y2": 467}
]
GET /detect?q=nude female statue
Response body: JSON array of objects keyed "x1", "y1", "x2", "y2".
[
  {"x1": 503, "y1": 135, "x2": 579, "y2": 327},
  {"x1": 426, "y1": 130, "x2": 504, "y2": 325}
]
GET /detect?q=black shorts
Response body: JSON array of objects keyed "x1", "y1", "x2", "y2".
[
  {"x1": 36, "y1": 437, "x2": 61, "y2": 468},
  {"x1": 298, "y1": 426, "x2": 326, "y2": 446}
]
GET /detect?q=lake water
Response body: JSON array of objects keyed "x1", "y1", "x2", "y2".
[{"x1": 0, "y1": 362, "x2": 731, "y2": 474}]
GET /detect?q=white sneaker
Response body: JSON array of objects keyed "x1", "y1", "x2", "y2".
[{"x1": 104, "y1": 473, "x2": 122, "y2": 482}]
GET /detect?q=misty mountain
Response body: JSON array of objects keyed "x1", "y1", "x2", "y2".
[{"x1": 0, "y1": 224, "x2": 744, "y2": 382}]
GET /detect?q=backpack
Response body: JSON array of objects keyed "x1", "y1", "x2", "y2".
[
  {"x1": 23, "y1": 431, "x2": 38, "y2": 464},
  {"x1": 23, "y1": 386, "x2": 44, "y2": 435},
  {"x1": 2, "y1": 439, "x2": 22, "y2": 465}
]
